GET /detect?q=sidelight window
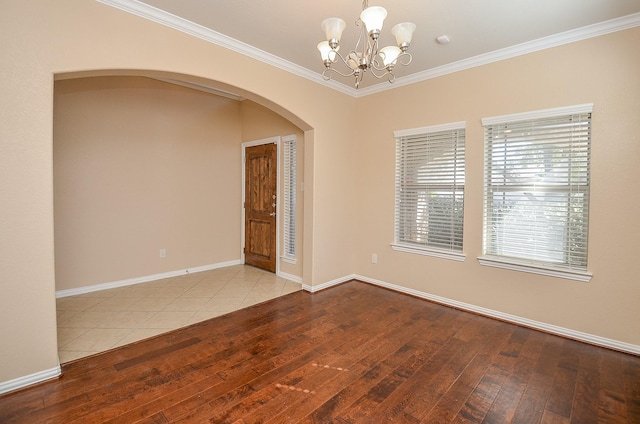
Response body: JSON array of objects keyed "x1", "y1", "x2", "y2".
[{"x1": 282, "y1": 135, "x2": 296, "y2": 262}]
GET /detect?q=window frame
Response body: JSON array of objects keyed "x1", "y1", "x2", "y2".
[
  {"x1": 479, "y1": 104, "x2": 593, "y2": 282},
  {"x1": 392, "y1": 121, "x2": 467, "y2": 262}
]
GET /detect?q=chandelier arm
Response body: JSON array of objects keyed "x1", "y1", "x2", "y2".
[
  {"x1": 323, "y1": 66, "x2": 360, "y2": 79},
  {"x1": 368, "y1": 67, "x2": 392, "y2": 79},
  {"x1": 365, "y1": 66, "x2": 397, "y2": 84},
  {"x1": 397, "y1": 52, "x2": 413, "y2": 66},
  {"x1": 352, "y1": 18, "x2": 367, "y2": 56},
  {"x1": 369, "y1": 51, "x2": 412, "y2": 74},
  {"x1": 324, "y1": 51, "x2": 359, "y2": 77},
  {"x1": 321, "y1": 68, "x2": 333, "y2": 81},
  {"x1": 366, "y1": 37, "x2": 379, "y2": 71},
  {"x1": 370, "y1": 55, "x2": 387, "y2": 72},
  {"x1": 325, "y1": 67, "x2": 358, "y2": 79}
]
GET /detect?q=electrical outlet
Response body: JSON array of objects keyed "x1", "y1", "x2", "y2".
[
  {"x1": 371, "y1": 253, "x2": 378, "y2": 264},
  {"x1": 159, "y1": 249, "x2": 166, "y2": 258}
]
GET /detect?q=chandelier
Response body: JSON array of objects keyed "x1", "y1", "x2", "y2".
[{"x1": 317, "y1": 0, "x2": 416, "y2": 88}]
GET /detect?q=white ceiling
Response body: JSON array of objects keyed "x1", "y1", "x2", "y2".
[{"x1": 107, "y1": 0, "x2": 640, "y2": 93}]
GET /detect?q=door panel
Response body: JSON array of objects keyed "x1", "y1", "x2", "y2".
[{"x1": 244, "y1": 143, "x2": 277, "y2": 272}]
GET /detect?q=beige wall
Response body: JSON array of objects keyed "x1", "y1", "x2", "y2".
[
  {"x1": 1, "y1": 0, "x2": 638, "y2": 390},
  {"x1": 354, "y1": 28, "x2": 640, "y2": 346},
  {"x1": 241, "y1": 101, "x2": 305, "y2": 277},
  {"x1": 54, "y1": 79, "x2": 306, "y2": 292},
  {"x1": 54, "y1": 76, "x2": 243, "y2": 290},
  {"x1": 1, "y1": 0, "x2": 357, "y2": 385}
]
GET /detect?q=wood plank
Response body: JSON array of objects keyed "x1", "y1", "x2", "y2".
[
  {"x1": 481, "y1": 329, "x2": 547, "y2": 423},
  {"x1": 540, "y1": 409, "x2": 570, "y2": 424},
  {"x1": 544, "y1": 340, "x2": 580, "y2": 419},
  {"x1": 569, "y1": 344, "x2": 599, "y2": 424},
  {"x1": 510, "y1": 336, "x2": 566, "y2": 424},
  {"x1": 113, "y1": 337, "x2": 201, "y2": 370},
  {"x1": 622, "y1": 354, "x2": 640, "y2": 423}
]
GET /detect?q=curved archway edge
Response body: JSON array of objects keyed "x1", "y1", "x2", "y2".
[{"x1": 55, "y1": 69, "x2": 314, "y2": 132}]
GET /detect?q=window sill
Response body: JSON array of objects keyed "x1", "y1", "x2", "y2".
[
  {"x1": 281, "y1": 256, "x2": 297, "y2": 265},
  {"x1": 391, "y1": 243, "x2": 466, "y2": 262},
  {"x1": 477, "y1": 256, "x2": 592, "y2": 282}
]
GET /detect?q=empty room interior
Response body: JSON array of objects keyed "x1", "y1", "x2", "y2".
[{"x1": 1, "y1": 0, "x2": 639, "y2": 422}]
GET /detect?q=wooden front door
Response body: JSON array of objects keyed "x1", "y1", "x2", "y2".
[{"x1": 244, "y1": 143, "x2": 277, "y2": 272}]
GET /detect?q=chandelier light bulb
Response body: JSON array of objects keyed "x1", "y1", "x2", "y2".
[
  {"x1": 380, "y1": 46, "x2": 401, "y2": 67},
  {"x1": 360, "y1": 6, "x2": 387, "y2": 36},
  {"x1": 317, "y1": 41, "x2": 339, "y2": 62},
  {"x1": 317, "y1": 41, "x2": 332, "y2": 61},
  {"x1": 321, "y1": 17, "x2": 347, "y2": 47},
  {"x1": 392, "y1": 22, "x2": 416, "y2": 49}
]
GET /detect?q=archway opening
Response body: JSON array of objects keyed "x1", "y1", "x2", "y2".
[{"x1": 53, "y1": 70, "x2": 314, "y2": 362}]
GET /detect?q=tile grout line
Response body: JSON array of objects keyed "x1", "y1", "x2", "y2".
[{"x1": 57, "y1": 265, "x2": 302, "y2": 363}]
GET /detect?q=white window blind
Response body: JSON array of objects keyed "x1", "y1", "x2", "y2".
[
  {"x1": 282, "y1": 136, "x2": 296, "y2": 260},
  {"x1": 482, "y1": 104, "x2": 592, "y2": 276},
  {"x1": 394, "y1": 122, "x2": 466, "y2": 256}
]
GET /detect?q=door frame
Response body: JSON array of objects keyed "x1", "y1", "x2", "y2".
[{"x1": 241, "y1": 136, "x2": 281, "y2": 274}]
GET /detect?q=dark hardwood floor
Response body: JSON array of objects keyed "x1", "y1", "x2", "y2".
[{"x1": 1, "y1": 281, "x2": 639, "y2": 423}]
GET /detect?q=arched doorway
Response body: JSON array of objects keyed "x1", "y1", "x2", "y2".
[{"x1": 53, "y1": 71, "x2": 313, "y2": 362}]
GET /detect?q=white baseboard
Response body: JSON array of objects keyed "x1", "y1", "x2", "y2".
[
  {"x1": 0, "y1": 365, "x2": 61, "y2": 395},
  {"x1": 354, "y1": 274, "x2": 640, "y2": 356},
  {"x1": 277, "y1": 271, "x2": 303, "y2": 285},
  {"x1": 302, "y1": 274, "x2": 357, "y2": 293},
  {"x1": 56, "y1": 260, "x2": 242, "y2": 298}
]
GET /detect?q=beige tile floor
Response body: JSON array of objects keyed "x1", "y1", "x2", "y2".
[{"x1": 56, "y1": 265, "x2": 302, "y2": 363}]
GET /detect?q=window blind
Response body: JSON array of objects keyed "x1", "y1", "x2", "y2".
[
  {"x1": 394, "y1": 122, "x2": 465, "y2": 253},
  {"x1": 482, "y1": 105, "x2": 592, "y2": 272},
  {"x1": 283, "y1": 136, "x2": 296, "y2": 259}
]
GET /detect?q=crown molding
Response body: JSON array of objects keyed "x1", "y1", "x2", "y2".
[
  {"x1": 96, "y1": 1, "x2": 639, "y2": 99},
  {"x1": 356, "y1": 12, "x2": 640, "y2": 97},
  {"x1": 96, "y1": 0, "x2": 356, "y2": 97}
]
